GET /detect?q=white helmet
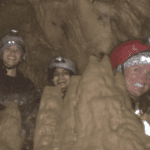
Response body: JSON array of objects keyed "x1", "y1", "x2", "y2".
[
  {"x1": 49, "y1": 56, "x2": 77, "y2": 74},
  {"x1": 47, "y1": 56, "x2": 77, "y2": 81},
  {"x1": 0, "y1": 29, "x2": 27, "y2": 61}
]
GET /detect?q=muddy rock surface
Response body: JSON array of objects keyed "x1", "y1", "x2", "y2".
[
  {"x1": 34, "y1": 55, "x2": 150, "y2": 150},
  {"x1": 0, "y1": 102, "x2": 23, "y2": 150}
]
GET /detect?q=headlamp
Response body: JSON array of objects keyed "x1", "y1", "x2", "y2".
[
  {"x1": 55, "y1": 57, "x2": 65, "y2": 63},
  {"x1": 8, "y1": 41, "x2": 15, "y2": 44},
  {"x1": 141, "y1": 56, "x2": 150, "y2": 63}
]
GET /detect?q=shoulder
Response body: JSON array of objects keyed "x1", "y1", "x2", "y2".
[
  {"x1": 0, "y1": 59, "x2": 3, "y2": 67},
  {"x1": 17, "y1": 71, "x2": 36, "y2": 91}
]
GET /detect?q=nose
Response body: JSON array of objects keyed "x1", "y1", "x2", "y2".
[
  {"x1": 10, "y1": 49, "x2": 16, "y2": 55},
  {"x1": 58, "y1": 73, "x2": 65, "y2": 79},
  {"x1": 139, "y1": 72, "x2": 149, "y2": 85}
]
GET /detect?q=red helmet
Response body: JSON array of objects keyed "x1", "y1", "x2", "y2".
[{"x1": 110, "y1": 40, "x2": 150, "y2": 71}]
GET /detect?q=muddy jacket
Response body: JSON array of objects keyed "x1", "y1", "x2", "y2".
[{"x1": 0, "y1": 60, "x2": 41, "y2": 150}]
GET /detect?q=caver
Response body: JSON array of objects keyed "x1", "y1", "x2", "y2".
[
  {"x1": 0, "y1": 29, "x2": 41, "y2": 150},
  {"x1": 110, "y1": 37, "x2": 150, "y2": 136},
  {"x1": 47, "y1": 56, "x2": 77, "y2": 98}
]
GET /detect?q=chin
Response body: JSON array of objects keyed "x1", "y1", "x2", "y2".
[{"x1": 132, "y1": 92, "x2": 142, "y2": 97}]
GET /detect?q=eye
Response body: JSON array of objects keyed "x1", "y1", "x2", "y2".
[
  {"x1": 53, "y1": 71, "x2": 59, "y2": 76},
  {"x1": 63, "y1": 70, "x2": 69, "y2": 75},
  {"x1": 147, "y1": 71, "x2": 150, "y2": 77},
  {"x1": 134, "y1": 68, "x2": 141, "y2": 72},
  {"x1": 15, "y1": 49, "x2": 21, "y2": 53},
  {"x1": 64, "y1": 70, "x2": 68, "y2": 73}
]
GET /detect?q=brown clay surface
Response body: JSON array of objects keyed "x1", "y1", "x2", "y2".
[
  {"x1": 34, "y1": 55, "x2": 150, "y2": 150},
  {"x1": 0, "y1": 102, "x2": 23, "y2": 150}
]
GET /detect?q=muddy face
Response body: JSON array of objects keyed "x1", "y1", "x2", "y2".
[{"x1": 124, "y1": 64, "x2": 150, "y2": 97}]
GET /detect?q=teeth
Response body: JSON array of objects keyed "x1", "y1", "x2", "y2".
[
  {"x1": 135, "y1": 83, "x2": 143, "y2": 88},
  {"x1": 59, "y1": 82, "x2": 65, "y2": 84},
  {"x1": 59, "y1": 81, "x2": 65, "y2": 83},
  {"x1": 8, "y1": 57, "x2": 15, "y2": 60}
]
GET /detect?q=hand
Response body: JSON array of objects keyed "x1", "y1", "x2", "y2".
[{"x1": 61, "y1": 88, "x2": 66, "y2": 98}]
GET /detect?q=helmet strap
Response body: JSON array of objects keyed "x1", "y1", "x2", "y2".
[
  {"x1": 3, "y1": 61, "x2": 21, "y2": 70},
  {"x1": 121, "y1": 63, "x2": 125, "y2": 76}
]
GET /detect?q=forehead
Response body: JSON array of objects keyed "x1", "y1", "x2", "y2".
[
  {"x1": 55, "y1": 67, "x2": 68, "y2": 72},
  {"x1": 5, "y1": 45, "x2": 20, "y2": 50},
  {"x1": 128, "y1": 64, "x2": 150, "y2": 70}
]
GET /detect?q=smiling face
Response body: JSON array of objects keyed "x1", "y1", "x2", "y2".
[
  {"x1": 124, "y1": 64, "x2": 150, "y2": 97},
  {"x1": 3, "y1": 45, "x2": 22, "y2": 68},
  {"x1": 53, "y1": 67, "x2": 71, "y2": 90}
]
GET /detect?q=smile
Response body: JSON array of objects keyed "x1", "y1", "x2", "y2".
[
  {"x1": 8, "y1": 57, "x2": 16, "y2": 60},
  {"x1": 135, "y1": 83, "x2": 143, "y2": 88},
  {"x1": 58, "y1": 82, "x2": 66, "y2": 84}
]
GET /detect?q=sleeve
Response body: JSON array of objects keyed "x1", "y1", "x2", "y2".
[{"x1": 0, "y1": 59, "x2": 7, "y2": 75}]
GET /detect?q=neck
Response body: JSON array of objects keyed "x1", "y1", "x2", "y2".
[
  {"x1": 129, "y1": 92, "x2": 140, "y2": 102},
  {"x1": 6, "y1": 68, "x2": 17, "y2": 77}
]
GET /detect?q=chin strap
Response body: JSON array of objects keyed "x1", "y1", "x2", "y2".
[
  {"x1": 2, "y1": 61, "x2": 21, "y2": 70},
  {"x1": 3, "y1": 64, "x2": 16, "y2": 70},
  {"x1": 121, "y1": 63, "x2": 125, "y2": 76}
]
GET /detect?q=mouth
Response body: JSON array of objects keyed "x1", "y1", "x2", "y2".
[
  {"x1": 8, "y1": 56, "x2": 16, "y2": 60},
  {"x1": 135, "y1": 83, "x2": 143, "y2": 88},
  {"x1": 58, "y1": 81, "x2": 67, "y2": 88},
  {"x1": 58, "y1": 81, "x2": 66, "y2": 84}
]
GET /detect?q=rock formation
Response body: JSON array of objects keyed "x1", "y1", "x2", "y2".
[{"x1": 34, "y1": 55, "x2": 150, "y2": 150}]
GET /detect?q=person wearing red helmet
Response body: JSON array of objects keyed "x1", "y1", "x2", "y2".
[
  {"x1": 110, "y1": 39, "x2": 150, "y2": 99},
  {"x1": 110, "y1": 39, "x2": 150, "y2": 136}
]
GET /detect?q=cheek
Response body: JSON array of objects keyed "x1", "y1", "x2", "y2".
[
  {"x1": 53, "y1": 77, "x2": 58, "y2": 85},
  {"x1": 3, "y1": 51, "x2": 8, "y2": 57},
  {"x1": 144, "y1": 81, "x2": 150, "y2": 91},
  {"x1": 124, "y1": 74, "x2": 136, "y2": 91},
  {"x1": 125, "y1": 71, "x2": 139, "y2": 83},
  {"x1": 65, "y1": 76, "x2": 71, "y2": 84},
  {"x1": 16, "y1": 53, "x2": 21, "y2": 59}
]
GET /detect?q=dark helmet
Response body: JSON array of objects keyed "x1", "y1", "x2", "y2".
[
  {"x1": 0, "y1": 29, "x2": 27, "y2": 61},
  {"x1": 47, "y1": 56, "x2": 77, "y2": 82}
]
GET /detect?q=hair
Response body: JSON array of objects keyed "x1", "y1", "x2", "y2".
[
  {"x1": 47, "y1": 67, "x2": 75, "y2": 86},
  {"x1": 134, "y1": 90, "x2": 150, "y2": 114}
]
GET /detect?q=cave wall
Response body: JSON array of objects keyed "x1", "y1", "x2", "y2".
[
  {"x1": 0, "y1": 0, "x2": 150, "y2": 149},
  {"x1": 0, "y1": 0, "x2": 150, "y2": 91}
]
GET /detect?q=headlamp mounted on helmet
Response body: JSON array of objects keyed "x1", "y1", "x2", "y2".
[
  {"x1": 49, "y1": 56, "x2": 77, "y2": 75},
  {"x1": 55, "y1": 57, "x2": 65, "y2": 63},
  {"x1": 0, "y1": 29, "x2": 27, "y2": 60},
  {"x1": 47, "y1": 56, "x2": 77, "y2": 82}
]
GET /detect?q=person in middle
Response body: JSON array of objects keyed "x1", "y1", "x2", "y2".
[{"x1": 47, "y1": 56, "x2": 77, "y2": 98}]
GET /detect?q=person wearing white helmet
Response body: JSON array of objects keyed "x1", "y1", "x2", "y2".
[
  {"x1": 110, "y1": 37, "x2": 150, "y2": 136},
  {"x1": 0, "y1": 30, "x2": 41, "y2": 150},
  {"x1": 0, "y1": 29, "x2": 27, "y2": 76},
  {"x1": 47, "y1": 56, "x2": 77, "y2": 98}
]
